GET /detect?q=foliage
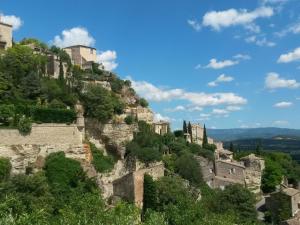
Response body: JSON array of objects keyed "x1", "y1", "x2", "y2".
[
  {"x1": 139, "y1": 98, "x2": 149, "y2": 107},
  {"x1": 143, "y1": 174, "x2": 157, "y2": 215},
  {"x1": 81, "y1": 84, "x2": 124, "y2": 122},
  {"x1": 266, "y1": 192, "x2": 291, "y2": 224},
  {"x1": 173, "y1": 130, "x2": 184, "y2": 138},
  {"x1": 0, "y1": 157, "x2": 11, "y2": 182},
  {"x1": 183, "y1": 120, "x2": 187, "y2": 134},
  {"x1": 0, "y1": 104, "x2": 15, "y2": 126},
  {"x1": 31, "y1": 107, "x2": 76, "y2": 123},
  {"x1": 124, "y1": 115, "x2": 135, "y2": 125},
  {"x1": 261, "y1": 158, "x2": 283, "y2": 193},
  {"x1": 90, "y1": 143, "x2": 115, "y2": 173},
  {"x1": 202, "y1": 124, "x2": 208, "y2": 147},
  {"x1": 174, "y1": 153, "x2": 202, "y2": 186},
  {"x1": 17, "y1": 116, "x2": 32, "y2": 134}
]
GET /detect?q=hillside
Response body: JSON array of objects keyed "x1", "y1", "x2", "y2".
[{"x1": 208, "y1": 127, "x2": 300, "y2": 141}]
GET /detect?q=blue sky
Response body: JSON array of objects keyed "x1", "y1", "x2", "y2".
[{"x1": 1, "y1": 0, "x2": 300, "y2": 129}]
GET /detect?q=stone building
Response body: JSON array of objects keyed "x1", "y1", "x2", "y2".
[
  {"x1": 266, "y1": 187, "x2": 300, "y2": 223},
  {"x1": 46, "y1": 54, "x2": 68, "y2": 79},
  {"x1": 64, "y1": 45, "x2": 97, "y2": 69},
  {"x1": 153, "y1": 121, "x2": 169, "y2": 135},
  {"x1": 125, "y1": 106, "x2": 154, "y2": 124},
  {"x1": 0, "y1": 19, "x2": 12, "y2": 50},
  {"x1": 113, "y1": 163, "x2": 165, "y2": 208}
]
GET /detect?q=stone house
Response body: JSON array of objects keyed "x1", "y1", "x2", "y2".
[
  {"x1": 63, "y1": 45, "x2": 97, "y2": 69},
  {"x1": 125, "y1": 106, "x2": 154, "y2": 124},
  {"x1": 153, "y1": 121, "x2": 169, "y2": 136},
  {"x1": 46, "y1": 54, "x2": 68, "y2": 79},
  {"x1": 0, "y1": 19, "x2": 12, "y2": 50},
  {"x1": 113, "y1": 163, "x2": 165, "y2": 208}
]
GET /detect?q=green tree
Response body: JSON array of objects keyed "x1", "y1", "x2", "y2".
[
  {"x1": 261, "y1": 158, "x2": 283, "y2": 193},
  {"x1": 143, "y1": 174, "x2": 157, "y2": 215},
  {"x1": 140, "y1": 98, "x2": 149, "y2": 107},
  {"x1": 202, "y1": 124, "x2": 208, "y2": 148},
  {"x1": 229, "y1": 142, "x2": 234, "y2": 152},
  {"x1": 188, "y1": 122, "x2": 192, "y2": 142},
  {"x1": 0, "y1": 157, "x2": 11, "y2": 182},
  {"x1": 183, "y1": 120, "x2": 187, "y2": 133}
]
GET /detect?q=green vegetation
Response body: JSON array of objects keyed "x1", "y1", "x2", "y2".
[
  {"x1": 0, "y1": 157, "x2": 11, "y2": 182},
  {"x1": 90, "y1": 143, "x2": 115, "y2": 173},
  {"x1": 124, "y1": 115, "x2": 135, "y2": 125}
]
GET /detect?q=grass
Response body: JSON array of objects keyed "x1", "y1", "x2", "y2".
[{"x1": 90, "y1": 143, "x2": 115, "y2": 173}]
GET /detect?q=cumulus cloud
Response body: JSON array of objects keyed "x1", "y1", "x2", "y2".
[
  {"x1": 203, "y1": 58, "x2": 239, "y2": 69},
  {"x1": 0, "y1": 13, "x2": 23, "y2": 30},
  {"x1": 52, "y1": 27, "x2": 95, "y2": 48},
  {"x1": 273, "y1": 101, "x2": 293, "y2": 108},
  {"x1": 154, "y1": 113, "x2": 171, "y2": 122},
  {"x1": 233, "y1": 54, "x2": 251, "y2": 60},
  {"x1": 128, "y1": 77, "x2": 247, "y2": 107},
  {"x1": 212, "y1": 109, "x2": 229, "y2": 115},
  {"x1": 202, "y1": 7, "x2": 274, "y2": 31},
  {"x1": 208, "y1": 74, "x2": 234, "y2": 87},
  {"x1": 277, "y1": 47, "x2": 300, "y2": 63},
  {"x1": 97, "y1": 50, "x2": 118, "y2": 71},
  {"x1": 187, "y1": 19, "x2": 202, "y2": 31},
  {"x1": 245, "y1": 35, "x2": 276, "y2": 47},
  {"x1": 165, "y1": 105, "x2": 203, "y2": 113},
  {"x1": 265, "y1": 72, "x2": 300, "y2": 89}
]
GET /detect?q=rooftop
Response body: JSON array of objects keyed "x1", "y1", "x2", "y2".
[
  {"x1": 0, "y1": 22, "x2": 13, "y2": 28},
  {"x1": 63, "y1": 45, "x2": 96, "y2": 50}
]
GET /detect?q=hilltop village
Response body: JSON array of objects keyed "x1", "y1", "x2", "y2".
[{"x1": 1, "y1": 20, "x2": 300, "y2": 225}]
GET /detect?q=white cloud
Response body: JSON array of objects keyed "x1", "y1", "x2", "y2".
[
  {"x1": 273, "y1": 101, "x2": 293, "y2": 108},
  {"x1": 226, "y1": 105, "x2": 242, "y2": 111},
  {"x1": 165, "y1": 105, "x2": 186, "y2": 112},
  {"x1": 187, "y1": 20, "x2": 201, "y2": 31},
  {"x1": 233, "y1": 54, "x2": 251, "y2": 60},
  {"x1": 97, "y1": 50, "x2": 118, "y2": 71},
  {"x1": 265, "y1": 72, "x2": 300, "y2": 89},
  {"x1": 166, "y1": 105, "x2": 203, "y2": 112},
  {"x1": 154, "y1": 113, "x2": 171, "y2": 122},
  {"x1": 208, "y1": 74, "x2": 234, "y2": 87},
  {"x1": 275, "y1": 22, "x2": 300, "y2": 37},
  {"x1": 129, "y1": 77, "x2": 247, "y2": 107},
  {"x1": 202, "y1": 7, "x2": 273, "y2": 31},
  {"x1": 204, "y1": 58, "x2": 239, "y2": 69},
  {"x1": 277, "y1": 47, "x2": 300, "y2": 63},
  {"x1": 212, "y1": 109, "x2": 229, "y2": 115},
  {"x1": 273, "y1": 120, "x2": 289, "y2": 126},
  {"x1": 52, "y1": 27, "x2": 95, "y2": 48},
  {"x1": 245, "y1": 35, "x2": 276, "y2": 47},
  {"x1": 0, "y1": 13, "x2": 23, "y2": 30}
]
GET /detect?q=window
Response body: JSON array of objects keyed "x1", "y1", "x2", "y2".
[
  {"x1": 90, "y1": 49, "x2": 93, "y2": 54},
  {"x1": 209, "y1": 168, "x2": 213, "y2": 173}
]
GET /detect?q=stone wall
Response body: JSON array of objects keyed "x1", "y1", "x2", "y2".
[
  {"x1": 195, "y1": 156, "x2": 215, "y2": 187},
  {"x1": 0, "y1": 123, "x2": 83, "y2": 145},
  {"x1": 215, "y1": 160, "x2": 245, "y2": 182},
  {"x1": 0, "y1": 22, "x2": 12, "y2": 49},
  {"x1": 113, "y1": 163, "x2": 165, "y2": 208}
]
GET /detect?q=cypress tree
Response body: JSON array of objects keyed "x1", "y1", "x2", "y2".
[
  {"x1": 183, "y1": 120, "x2": 187, "y2": 133},
  {"x1": 229, "y1": 142, "x2": 234, "y2": 152},
  {"x1": 58, "y1": 60, "x2": 65, "y2": 85},
  {"x1": 202, "y1": 124, "x2": 208, "y2": 148},
  {"x1": 188, "y1": 121, "x2": 192, "y2": 142},
  {"x1": 143, "y1": 174, "x2": 156, "y2": 216}
]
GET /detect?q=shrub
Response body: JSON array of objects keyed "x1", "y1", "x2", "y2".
[
  {"x1": 90, "y1": 143, "x2": 115, "y2": 173},
  {"x1": 44, "y1": 152, "x2": 84, "y2": 188},
  {"x1": 143, "y1": 174, "x2": 157, "y2": 214},
  {"x1": 175, "y1": 153, "x2": 202, "y2": 186},
  {"x1": 139, "y1": 98, "x2": 149, "y2": 107},
  {"x1": 124, "y1": 115, "x2": 134, "y2": 125},
  {"x1": 17, "y1": 116, "x2": 32, "y2": 134},
  {"x1": 0, "y1": 104, "x2": 15, "y2": 126},
  {"x1": 31, "y1": 107, "x2": 76, "y2": 123},
  {"x1": 48, "y1": 99, "x2": 66, "y2": 109},
  {"x1": 0, "y1": 157, "x2": 11, "y2": 182}
]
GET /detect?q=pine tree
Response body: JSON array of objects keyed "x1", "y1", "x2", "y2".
[
  {"x1": 58, "y1": 60, "x2": 65, "y2": 85},
  {"x1": 229, "y1": 142, "x2": 234, "y2": 152},
  {"x1": 183, "y1": 120, "x2": 187, "y2": 133},
  {"x1": 202, "y1": 124, "x2": 208, "y2": 148},
  {"x1": 188, "y1": 121, "x2": 192, "y2": 142},
  {"x1": 143, "y1": 174, "x2": 157, "y2": 216}
]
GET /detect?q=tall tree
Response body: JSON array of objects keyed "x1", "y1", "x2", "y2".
[
  {"x1": 229, "y1": 142, "x2": 234, "y2": 152},
  {"x1": 183, "y1": 120, "x2": 187, "y2": 133},
  {"x1": 202, "y1": 124, "x2": 208, "y2": 147},
  {"x1": 143, "y1": 174, "x2": 157, "y2": 216},
  {"x1": 188, "y1": 121, "x2": 192, "y2": 143}
]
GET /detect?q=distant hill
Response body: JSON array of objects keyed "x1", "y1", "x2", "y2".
[{"x1": 207, "y1": 127, "x2": 300, "y2": 141}]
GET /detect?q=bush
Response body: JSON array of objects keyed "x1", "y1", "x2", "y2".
[
  {"x1": 0, "y1": 157, "x2": 11, "y2": 182},
  {"x1": 48, "y1": 99, "x2": 66, "y2": 109},
  {"x1": 0, "y1": 104, "x2": 15, "y2": 126},
  {"x1": 133, "y1": 147, "x2": 162, "y2": 164},
  {"x1": 31, "y1": 107, "x2": 76, "y2": 123},
  {"x1": 90, "y1": 143, "x2": 115, "y2": 173},
  {"x1": 175, "y1": 153, "x2": 202, "y2": 186},
  {"x1": 17, "y1": 116, "x2": 32, "y2": 134},
  {"x1": 124, "y1": 115, "x2": 134, "y2": 125},
  {"x1": 44, "y1": 152, "x2": 84, "y2": 188},
  {"x1": 139, "y1": 98, "x2": 149, "y2": 107}
]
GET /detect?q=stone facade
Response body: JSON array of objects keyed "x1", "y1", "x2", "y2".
[
  {"x1": 46, "y1": 54, "x2": 68, "y2": 79},
  {"x1": 82, "y1": 80, "x2": 112, "y2": 92},
  {"x1": 85, "y1": 118, "x2": 138, "y2": 158},
  {"x1": 240, "y1": 154, "x2": 265, "y2": 194},
  {"x1": 125, "y1": 106, "x2": 154, "y2": 124},
  {"x1": 64, "y1": 45, "x2": 97, "y2": 69},
  {"x1": 113, "y1": 163, "x2": 165, "y2": 208},
  {"x1": 153, "y1": 121, "x2": 169, "y2": 135},
  {"x1": 0, "y1": 21, "x2": 12, "y2": 50}
]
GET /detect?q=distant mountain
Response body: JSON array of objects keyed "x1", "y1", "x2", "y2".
[{"x1": 207, "y1": 127, "x2": 300, "y2": 142}]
